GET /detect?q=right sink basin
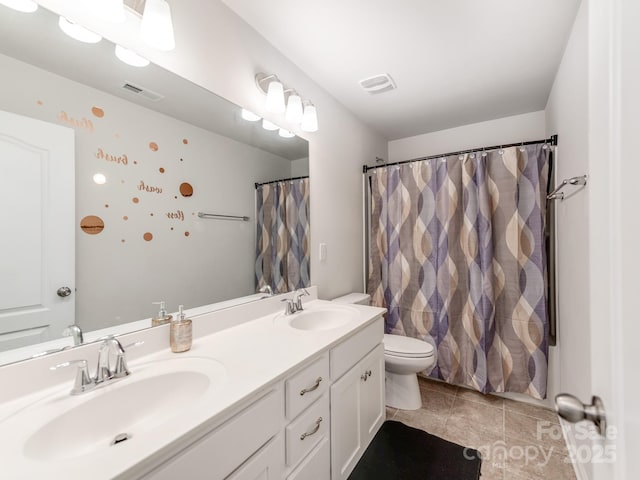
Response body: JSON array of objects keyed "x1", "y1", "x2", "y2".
[{"x1": 286, "y1": 304, "x2": 359, "y2": 331}]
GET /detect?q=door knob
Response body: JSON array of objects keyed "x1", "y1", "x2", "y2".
[
  {"x1": 57, "y1": 287, "x2": 72, "y2": 297},
  {"x1": 555, "y1": 393, "x2": 606, "y2": 436}
]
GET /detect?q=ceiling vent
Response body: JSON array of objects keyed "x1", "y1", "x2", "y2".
[
  {"x1": 359, "y1": 73, "x2": 396, "y2": 94},
  {"x1": 120, "y1": 82, "x2": 164, "y2": 102}
]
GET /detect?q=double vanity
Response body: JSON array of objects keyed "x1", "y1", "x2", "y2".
[{"x1": 0, "y1": 287, "x2": 386, "y2": 480}]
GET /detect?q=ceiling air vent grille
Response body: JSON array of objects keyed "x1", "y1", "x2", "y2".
[
  {"x1": 359, "y1": 73, "x2": 396, "y2": 94},
  {"x1": 120, "y1": 82, "x2": 164, "y2": 102}
]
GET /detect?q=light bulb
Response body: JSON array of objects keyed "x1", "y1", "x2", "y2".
[
  {"x1": 241, "y1": 109, "x2": 261, "y2": 121},
  {"x1": 0, "y1": 0, "x2": 37, "y2": 12},
  {"x1": 93, "y1": 173, "x2": 107, "y2": 185},
  {"x1": 265, "y1": 80, "x2": 285, "y2": 113},
  {"x1": 140, "y1": 0, "x2": 176, "y2": 51},
  {"x1": 285, "y1": 94, "x2": 303, "y2": 124},
  {"x1": 301, "y1": 103, "x2": 318, "y2": 132},
  {"x1": 102, "y1": 0, "x2": 125, "y2": 22},
  {"x1": 278, "y1": 128, "x2": 295, "y2": 138},
  {"x1": 262, "y1": 119, "x2": 279, "y2": 131},
  {"x1": 58, "y1": 17, "x2": 102, "y2": 44},
  {"x1": 115, "y1": 45, "x2": 150, "y2": 67}
]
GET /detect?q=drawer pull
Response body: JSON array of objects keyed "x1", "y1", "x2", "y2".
[
  {"x1": 300, "y1": 417, "x2": 323, "y2": 440},
  {"x1": 300, "y1": 377, "x2": 323, "y2": 396}
]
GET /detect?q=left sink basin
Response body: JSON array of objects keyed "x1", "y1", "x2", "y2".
[{"x1": 2, "y1": 357, "x2": 226, "y2": 462}]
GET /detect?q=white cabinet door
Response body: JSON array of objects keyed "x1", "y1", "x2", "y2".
[
  {"x1": 0, "y1": 110, "x2": 75, "y2": 350},
  {"x1": 330, "y1": 344, "x2": 384, "y2": 480},
  {"x1": 226, "y1": 435, "x2": 284, "y2": 480},
  {"x1": 359, "y1": 344, "x2": 385, "y2": 441}
]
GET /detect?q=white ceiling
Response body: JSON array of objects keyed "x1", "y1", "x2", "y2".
[{"x1": 222, "y1": 0, "x2": 582, "y2": 140}]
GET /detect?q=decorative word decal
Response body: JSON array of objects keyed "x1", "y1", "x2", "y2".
[
  {"x1": 96, "y1": 147, "x2": 128, "y2": 165},
  {"x1": 58, "y1": 111, "x2": 94, "y2": 133},
  {"x1": 166, "y1": 210, "x2": 185, "y2": 221},
  {"x1": 137, "y1": 180, "x2": 163, "y2": 194}
]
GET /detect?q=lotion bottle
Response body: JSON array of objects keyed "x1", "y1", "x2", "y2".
[
  {"x1": 151, "y1": 301, "x2": 173, "y2": 327},
  {"x1": 170, "y1": 305, "x2": 192, "y2": 353}
]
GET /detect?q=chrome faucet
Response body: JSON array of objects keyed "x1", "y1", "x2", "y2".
[
  {"x1": 258, "y1": 285, "x2": 274, "y2": 297},
  {"x1": 50, "y1": 337, "x2": 141, "y2": 395},
  {"x1": 62, "y1": 324, "x2": 84, "y2": 346},
  {"x1": 281, "y1": 288, "x2": 310, "y2": 315}
]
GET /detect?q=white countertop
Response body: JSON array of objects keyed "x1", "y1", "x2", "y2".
[{"x1": 0, "y1": 294, "x2": 385, "y2": 479}]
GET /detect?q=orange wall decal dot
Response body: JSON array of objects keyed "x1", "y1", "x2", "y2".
[
  {"x1": 149, "y1": 142, "x2": 158, "y2": 152},
  {"x1": 123, "y1": 216, "x2": 128, "y2": 220},
  {"x1": 159, "y1": 167, "x2": 165, "y2": 173},
  {"x1": 37, "y1": 100, "x2": 43, "y2": 106},
  {"x1": 184, "y1": 231, "x2": 190, "y2": 237},
  {"x1": 80, "y1": 215, "x2": 105, "y2": 235},
  {"x1": 179, "y1": 182, "x2": 193, "y2": 197},
  {"x1": 132, "y1": 197, "x2": 139, "y2": 204},
  {"x1": 143, "y1": 232, "x2": 153, "y2": 241},
  {"x1": 182, "y1": 138, "x2": 188, "y2": 144},
  {"x1": 91, "y1": 107, "x2": 104, "y2": 118}
]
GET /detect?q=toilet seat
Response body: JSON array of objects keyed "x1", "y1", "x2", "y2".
[{"x1": 383, "y1": 334, "x2": 434, "y2": 358}]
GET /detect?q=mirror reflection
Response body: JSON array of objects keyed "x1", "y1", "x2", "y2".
[{"x1": 0, "y1": 4, "x2": 309, "y2": 365}]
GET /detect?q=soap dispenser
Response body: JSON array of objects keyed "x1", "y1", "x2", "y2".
[
  {"x1": 170, "y1": 305, "x2": 192, "y2": 353},
  {"x1": 151, "y1": 301, "x2": 173, "y2": 327}
]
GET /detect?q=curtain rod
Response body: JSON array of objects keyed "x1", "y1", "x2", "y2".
[
  {"x1": 363, "y1": 135, "x2": 558, "y2": 173},
  {"x1": 255, "y1": 175, "x2": 309, "y2": 189}
]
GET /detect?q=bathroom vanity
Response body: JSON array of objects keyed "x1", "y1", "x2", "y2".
[{"x1": 0, "y1": 288, "x2": 385, "y2": 480}]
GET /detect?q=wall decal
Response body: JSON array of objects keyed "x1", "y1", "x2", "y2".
[
  {"x1": 80, "y1": 215, "x2": 105, "y2": 235},
  {"x1": 149, "y1": 142, "x2": 158, "y2": 151},
  {"x1": 159, "y1": 168, "x2": 165, "y2": 173},
  {"x1": 37, "y1": 100, "x2": 43, "y2": 105},
  {"x1": 123, "y1": 216, "x2": 128, "y2": 221},
  {"x1": 91, "y1": 106, "x2": 105, "y2": 118},
  {"x1": 182, "y1": 138, "x2": 188, "y2": 144},
  {"x1": 166, "y1": 210, "x2": 184, "y2": 221},
  {"x1": 132, "y1": 197, "x2": 140, "y2": 204},
  {"x1": 137, "y1": 180, "x2": 163, "y2": 194},
  {"x1": 143, "y1": 232, "x2": 153, "y2": 241},
  {"x1": 58, "y1": 111, "x2": 94, "y2": 133},
  {"x1": 179, "y1": 182, "x2": 193, "y2": 197},
  {"x1": 96, "y1": 147, "x2": 128, "y2": 165},
  {"x1": 104, "y1": 204, "x2": 109, "y2": 208},
  {"x1": 184, "y1": 231, "x2": 190, "y2": 237}
]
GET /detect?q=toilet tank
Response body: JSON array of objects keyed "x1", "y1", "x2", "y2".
[{"x1": 332, "y1": 293, "x2": 371, "y2": 306}]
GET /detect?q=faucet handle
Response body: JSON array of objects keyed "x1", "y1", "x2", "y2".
[
  {"x1": 281, "y1": 298, "x2": 296, "y2": 316},
  {"x1": 294, "y1": 288, "x2": 310, "y2": 311},
  {"x1": 50, "y1": 359, "x2": 95, "y2": 395},
  {"x1": 112, "y1": 340, "x2": 144, "y2": 379}
]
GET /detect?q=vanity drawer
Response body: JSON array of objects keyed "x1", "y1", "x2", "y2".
[
  {"x1": 285, "y1": 354, "x2": 329, "y2": 420},
  {"x1": 330, "y1": 316, "x2": 383, "y2": 380},
  {"x1": 287, "y1": 437, "x2": 330, "y2": 480},
  {"x1": 146, "y1": 388, "x2": 283, "y2": 480},
  {"x1": 285, "y1": 394, "x2": 329, "y2": 467}
]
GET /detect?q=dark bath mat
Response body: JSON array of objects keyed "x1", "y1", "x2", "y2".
[{"x1": 348, "y1": 420, "x2": 482, "y2": 480}]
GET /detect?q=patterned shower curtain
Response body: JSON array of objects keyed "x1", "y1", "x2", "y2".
[
  {"x1": 255, "y1": 177, "x2": 310, "y2": 294},
  {"x1": 367, "y1": 145, "x2": 550, "y2": 399}
]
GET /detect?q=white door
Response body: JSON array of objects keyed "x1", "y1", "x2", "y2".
[
  {"x1": 557, "y1": 1, "x2": 638, "y2": 478},
  {"x1": 0, "y1": 110, "x2": 75, "y2": 350}
]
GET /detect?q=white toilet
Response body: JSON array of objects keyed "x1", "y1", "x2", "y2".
[{"x1": 332, "y1": 293, "x2": 436, "y2": 411}]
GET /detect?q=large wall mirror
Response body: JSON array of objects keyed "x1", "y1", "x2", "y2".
[{"x1": 0, "y1": 4, "x2": 309, "y2": 365}]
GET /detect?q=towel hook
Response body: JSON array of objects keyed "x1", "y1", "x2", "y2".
[{"x1": 547, "y1": 175, "x2": 588, "y2": 201}]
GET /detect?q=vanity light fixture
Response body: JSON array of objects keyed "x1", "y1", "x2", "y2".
[
  {"x1": 140, "y1": 0, "x2": 176, "y2": 51},
  {"x1": 278, "y1": 128, "x2": 295, "y2": 138},
  {"x1": 301, "y1": 101, "x2": 318, "y2": 133},
  {"x1": 255, "y1": 72, "x2": 318, "y2": 131},
  {"x1": 0, "y1": 0, "x2": 37, "y2": 12},
  {"x1": 58, "y1": 16, "x2": 102, "y2": 44},
  {"x1": 115, "y1": 45, "x2": 150, "y2": 67},
  {"x1": 262, "y1": 119, "x2": 279, "y2": 131},
  {"x1": 241, "y1": 109, "x2": 261, "y2": 121}
]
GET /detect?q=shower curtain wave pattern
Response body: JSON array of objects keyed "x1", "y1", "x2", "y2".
[
  {"x1": 367, "y1": 145, "x2": 549, "y2": 398},
  {"x1": 255, "y1": 178, "x2": 310, "y2": 294}
]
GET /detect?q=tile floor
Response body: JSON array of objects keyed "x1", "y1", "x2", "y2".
[{"x1": 385, "y1": 377, "x2": 577, "y2": 479}]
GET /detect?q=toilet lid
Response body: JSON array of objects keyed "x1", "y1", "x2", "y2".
[{"x1": 384, "y1": 334, "x2": 434, "y2": 358}]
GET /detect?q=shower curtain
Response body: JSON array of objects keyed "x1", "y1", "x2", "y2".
[
  {"x1": 367, "y1": 145, "x2": 550, "y2": 399},
  {"x1": 255, "y1": 177, "x2": 310, "y2": 294}
]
